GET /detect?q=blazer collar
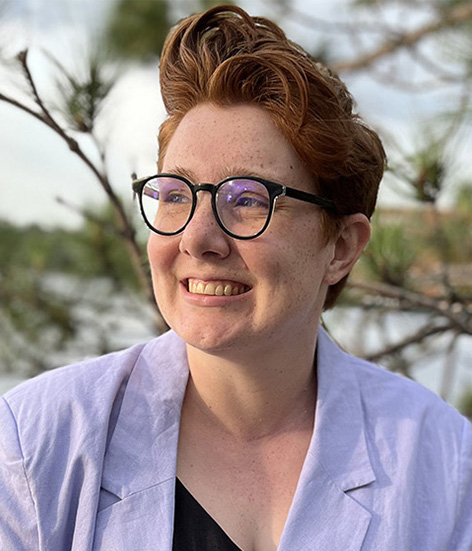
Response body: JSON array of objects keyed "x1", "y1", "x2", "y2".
[
  {"x1": 101, "y1": 330, "x2": 189, "y2": 499},
  {"x1": 279, "y1": 326, "x2": 375, "y2": 550},
  {"x1": 312, "y1": 325, "x2": 375, "y2": 491}
]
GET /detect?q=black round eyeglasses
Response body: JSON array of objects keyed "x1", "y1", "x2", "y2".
[{"x1": 132, "y1": 173, "x2": 336, "y2": 240}]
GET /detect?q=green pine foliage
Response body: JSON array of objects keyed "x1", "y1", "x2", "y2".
[
  {"x1": 0, "y1": 216, "x2": 142, "y2": 289},
  {"x1": 105, "y1": 0, "x2": 171, "y2": 60}
]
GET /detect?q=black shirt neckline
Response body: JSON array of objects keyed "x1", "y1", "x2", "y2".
[{"x1": 172, "y1": 478, "x2": 243, "y2": 551}]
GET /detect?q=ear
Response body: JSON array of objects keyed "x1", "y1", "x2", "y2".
[{"x1": 323, "y1": 214, "x2": 371, "y2": 285}]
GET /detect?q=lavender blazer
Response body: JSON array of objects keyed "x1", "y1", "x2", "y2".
[{"x1": 1, "y1": 328, "x2": 471, "y2": 550}]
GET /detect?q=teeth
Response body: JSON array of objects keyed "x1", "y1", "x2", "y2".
[
  {"x1": 204, "y1": 283, "x2": 215, "y2": 295},
  {"x1": 188, "y1": 279, "x2": 247, "y2": 296}
]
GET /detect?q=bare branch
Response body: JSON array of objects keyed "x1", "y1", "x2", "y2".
[
  {"x1": 364, "y1": 321, "x2": 455, "y2": 363},
  {"x1": 332, "y1": 2, "x2": 472, "y2": 73},
  {"x1": 407, "y1": 43, "x2": 469, "y2": 83},
  {"x1": 0, "y1": 49, "x2": 167, "y2": 333},
  {"x1": 0, "y1": 90, "x2": 46, "y2": 124},
  {"x1": 350, "y1": 280, "x2": 471, "y2": 334},
  {"x1": 14, "y1": 51, "x2": 107, "y2": 184},
  {"x1": 280, "y1": 5, "x2": 394, "y2": 35},
  {"x1": 55, "y1": 196, "x2": 115, "y2": 229},
  {"x1": 366, "y1": 68, "x2": 465, "y2": 92},
  {"x1": 365, "y1": 42, "x2": 471, "y2": 91},
  {"x1": 18, "y1": 51, "x2": 61, "y2": 130}
]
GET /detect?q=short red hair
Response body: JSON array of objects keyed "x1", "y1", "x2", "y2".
[{"x1": 158, "y1": 5, "x2": 386, "y2": 309}]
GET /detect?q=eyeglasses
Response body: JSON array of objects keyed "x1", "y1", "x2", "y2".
[{"x1": 132, "y1": 173, "x2": 336, "y2": 240}]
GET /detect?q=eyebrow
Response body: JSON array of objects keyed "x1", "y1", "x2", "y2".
[
  {"x1": 165, "y1": 165, "x2": 284, "y2": 185},
  {"x1": 228, "y1": 167, "x2": 283, "y2": 183},
  {"x1": 168, "y1": 165, "x2": 197, "y2": 181}
]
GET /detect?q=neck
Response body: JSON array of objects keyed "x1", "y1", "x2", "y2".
[{"x1": 183, "y1": 331, "x2": 319, "y2": 441}]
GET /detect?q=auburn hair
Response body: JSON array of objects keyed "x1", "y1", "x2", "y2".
[{"x1": 158, "y1": 5, "x2": 386, "y2": 309}]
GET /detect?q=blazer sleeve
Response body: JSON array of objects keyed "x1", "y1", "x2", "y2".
[
  {"x1": 450, "y1": 417, "x2": 472, "y2": 551},
  {"x1": 0, "y1": 397, "x2": 39, "y2": 550}
]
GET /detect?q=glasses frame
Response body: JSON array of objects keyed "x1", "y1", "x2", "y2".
[{"x1": 132, "y1": 173, "x2": 336, "y2": 240}]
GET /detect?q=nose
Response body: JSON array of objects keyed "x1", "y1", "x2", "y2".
[{"x1": 179, "y1": 190, "x2": 231, "y2": 259}]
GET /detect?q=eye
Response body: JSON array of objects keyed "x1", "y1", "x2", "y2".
[
  {"x1": 163, "y1": 191, "x2": 191, "y2": 204},
  {"x1": 234, "y1": 193, "x2": 269, "y2": 208}
]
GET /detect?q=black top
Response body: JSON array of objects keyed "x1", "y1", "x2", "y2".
[{"x1": 172, "y1": 478, "x2": 242, "y2": 551}]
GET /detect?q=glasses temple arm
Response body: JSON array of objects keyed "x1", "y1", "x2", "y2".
[{"x1": 284, "y1": 186, "x2": 336, "y2": 211}]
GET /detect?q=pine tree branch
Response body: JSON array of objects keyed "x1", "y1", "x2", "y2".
[
  {"x1": 332, "y1": 2, "x2": 472, "y2": 73},
  {"x1": 0, "y1": 50, "x2": 167, "y2": 333},
  {"x1": 350, "y1": 280, "x2": 471, "y2": 334},
  {"x1": 363, "y1": 321, "x2": 455, "y2": 363}
]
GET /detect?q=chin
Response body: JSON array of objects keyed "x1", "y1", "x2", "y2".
[
  {"x1": 182, "y1": 329, "x2": 238, "y2": 353},
  {"x1": 171, "y1": 318, "x2": 249, "y2": 355}
]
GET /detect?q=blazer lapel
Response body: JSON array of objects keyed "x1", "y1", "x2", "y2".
[
  {"x1": 279, "y1": 327, "x2": 376, "y2": 551},
  {"x1": 92, "y1": 479, "x2": 178, "y2": 550},
  {"x1": 93, "y1": 331, "x2": 189, "y2": 551},
  {"x1": 278, "y1": 459, "x2": 372, "y2": 551}
]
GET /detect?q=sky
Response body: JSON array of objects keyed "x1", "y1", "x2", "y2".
[{"x1": 0, "y1": 0, "x2": 471, "y2": 229}]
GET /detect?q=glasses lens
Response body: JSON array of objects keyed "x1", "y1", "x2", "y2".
[
  {"x1": 141, "y1": 176, "x2": 193, "y2": 234},
  {"x1": 216, "y1": 179, "x2": 271, "y2": 238}
]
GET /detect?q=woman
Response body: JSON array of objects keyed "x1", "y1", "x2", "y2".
[{"x1": 1, "y1": 6, "x2": 471, "y2": 551}]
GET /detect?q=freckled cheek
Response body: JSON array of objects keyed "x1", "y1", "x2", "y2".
[
  {"x1": 146, "y1": 238, "x2": 179, "y2": 317},
  {"x1": 147, "y1": 236, "x2": 176, "y2": 280},
  {"x1": 254, "y1": 248, "x2": 294, "y2": 289},
  {"x1": 146, "y1": 238, "x2": 159, "y2": 273}
]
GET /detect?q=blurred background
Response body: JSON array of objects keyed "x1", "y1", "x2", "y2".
[{"x1": 0, "y1": 0, "x2": 471, "y2": 416}]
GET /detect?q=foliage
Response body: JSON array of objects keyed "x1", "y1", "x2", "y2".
[
  {"x1": 0, "y1": 46, "x2": 161, "y2": 321},
  {"x1": 0, "y1": 264, "x2": 77, "y2": 377},
  {"x1": 104, "y1": 0, "x2": 234, "y2": 60},
  {"x1": 105, "y1": 0, "x2": 170, "y2": 61},
  {"x1": 360, "y1": 220, "x2": 417, "y2": 287},
  {"x1": 0, "y1": 214, "x2": 143, "y2": 289},
  {"x1": 458, "y1": 387, "x2": 472, "y2": 420},
  {"x1": 405, "y1": 147, "x2": 447, "y2": 205},
  {"x1": 51, "y1": 54, "x2": 115, "y2": 133},
  {"x1": 0, "y1": 216, "x2": 151, "y2": 377},
  {"x1": 430, "y1": 196, "x2": 472, "y2": 266}
]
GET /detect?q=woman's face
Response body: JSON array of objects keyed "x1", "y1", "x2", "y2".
[{"x1": 148, "y1": 103, "x2": 343, "y2": 355}]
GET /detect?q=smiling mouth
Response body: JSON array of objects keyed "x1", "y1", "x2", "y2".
[{"x1": 187, "y1": 278, "x2": 250, "y2": 296}]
